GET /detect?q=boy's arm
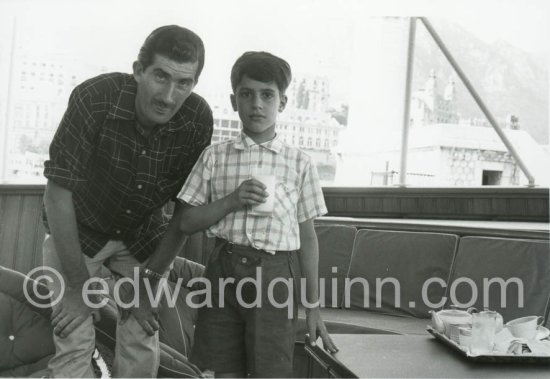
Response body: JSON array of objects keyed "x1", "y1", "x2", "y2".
[
  {"x1": 298, "y1": 219, "x2": 338, "y2": 353},
  {"x1": 120, "y1": 176, "x2": 266, "y2": 335},
  {"x1": 179, "y1": 178, "x2": 268, "y2": 234}
]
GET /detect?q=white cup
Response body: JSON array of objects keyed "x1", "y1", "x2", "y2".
[
  {"x1": 249, "y1": 174, "x2": 276, "y2": 216},
  {"x1": 506, "y1": 315, "x2": 544, "y2": 340},
  {"x1": 458, "y1": 326, "x2": 472, "y2": 348},
  {"x1": 470, "y1": 311, "x2": 498, "y2": 355}
]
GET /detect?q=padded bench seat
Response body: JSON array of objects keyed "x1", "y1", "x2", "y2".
[
  {"x1": 297, "y1": 308, "x2": 429, "y2": 336},
  {"x1": 309, "y1": 224, "x2": 550, "y2": 337}
]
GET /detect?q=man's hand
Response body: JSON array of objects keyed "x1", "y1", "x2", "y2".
[
  {"x1": 229, "y1": 179, "x2": 268, "y2": 210},
  {"x1": 51, "y1": 285, "x2": 100, "y2": 338},
  {"x1": 305, "y1": 307, "x2": 339, "y2": 353},
  {"x1": 118, "y1": 279, "x2": 160, "y2": 336}
]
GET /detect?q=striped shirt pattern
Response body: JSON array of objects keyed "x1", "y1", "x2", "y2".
[
  {"x1": 43, "y1": 72, "x2": 213, "y2": 261},
  {"x1": 177, "y1": 132, "x2": 327, "y2": 252}
]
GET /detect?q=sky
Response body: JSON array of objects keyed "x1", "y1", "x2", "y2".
[
  {"x1": 0, "y1": 0, "x2": 548, "y2": 185},
  {"x1": 0, "y1": 0, "x2": 547, "y2": 106}
]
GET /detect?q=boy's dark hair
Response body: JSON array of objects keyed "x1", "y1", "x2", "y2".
[
  {"x1": 138, "y1": 25, "x2": 205, "y2": 81},
  {"x1": 231, "y1": 51, "x2": 292, "y2": 94}
]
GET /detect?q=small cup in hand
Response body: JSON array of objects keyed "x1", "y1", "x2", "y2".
[{"x1": 249, "y1": 174, "x2": 276, "y2": 216}]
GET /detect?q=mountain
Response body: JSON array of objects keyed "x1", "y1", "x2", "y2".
[{"x1": 412, "y1": 20, "x2": 548, "y2": 144}]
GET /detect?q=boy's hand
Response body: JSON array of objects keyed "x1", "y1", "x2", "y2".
[
  {"x1": 230, "y1": 179, "x2": 268, "y2": 210},
  {"x1": 305, "y1": 307, "x2": 339, "y2": 354}
]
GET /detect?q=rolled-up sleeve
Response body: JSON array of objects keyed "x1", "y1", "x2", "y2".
[
  {"x1": 169, "y1": 103, "x2": 213, "y2": 201},
  {"x1": 43, "y1": 86, "x2": 98, "y2": 192},
  {"x1": 177, "y1": 148, "x2": 212, "y2": 207},
  {"x1": 193, "y1": 103, "x2": 214, "y2": 161},
  {"x1": 297, "y1": 159, "x2": 328, "y2": 223}
]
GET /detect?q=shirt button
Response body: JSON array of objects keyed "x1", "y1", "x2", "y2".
[
  {"x1": 141, "y1": 150, "x2": 146, "y2": 155},
  {"x1": 241, "y1": 257, "x2": 248, "y2": 264},
  {"x1": 115, "y1": 230, "x2": 121, "y2": 235},
  {"x1": 126, "y1": 209, "x2": 132, "y2": 214},
  {"x1": 137, "y1": 184, "x2": 143, "y2": 190},
  {"x1": 8, "y1": 335, "x2": 14, "y2": 341}
]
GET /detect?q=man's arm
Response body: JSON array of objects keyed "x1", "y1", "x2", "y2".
[
  {"x1": 144, "y1": 201, "x2": 189, "y2": 275},
  {"x1": 125, "y1": 177, "x2": 267, "y2": 334},
  {"x1": 44, "y1": 179, "x2": 98, "y2": 337},
  {"x1": 118, "y1": 201, "x2": 190, "y2": 336},
  {"x1": 44, "y1": 180, "x2": 89, "y2": 286},
  {"x1": 298, "y1": 219, "x2": 338, "y2": 353}
]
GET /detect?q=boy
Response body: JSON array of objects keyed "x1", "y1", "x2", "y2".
[{"x1": 177, "y1": 51, "x2": 337, "y2": 377}]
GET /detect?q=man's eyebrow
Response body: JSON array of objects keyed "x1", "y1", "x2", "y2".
[
  {"x1": 238, "y1": 87, "x2": 276, "y2": 92},
  {"x1": 153, "y1": 68, "x2": 171, "y2": 77}
]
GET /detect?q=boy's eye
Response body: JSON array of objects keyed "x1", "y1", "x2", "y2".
[
  {"x1": 239, "y1": 91, "x2": 251, "y2": 98},
  {"x1": 262, "y1": 92, "x2": 275, "y2": 100}
]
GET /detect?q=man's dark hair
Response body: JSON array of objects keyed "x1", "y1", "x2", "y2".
[
  {"x1": 138, "y1": 25, "x2": 205, "y2": 81},
  {"x1": 230, "y1": 51, "x2": 292, "y2": 94}
]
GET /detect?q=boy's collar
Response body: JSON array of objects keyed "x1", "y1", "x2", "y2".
[{"x1": 234, "y1": 131, "x2": 283, "y2": 154}]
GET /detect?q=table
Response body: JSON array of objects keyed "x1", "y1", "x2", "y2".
[{"x1": 305, "y1": 334, "x2": 550, "y2": 378}]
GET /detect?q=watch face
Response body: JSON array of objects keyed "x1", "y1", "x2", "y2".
[{"x1": 142, "y1": 268, "x2": 162, "y2": 280}]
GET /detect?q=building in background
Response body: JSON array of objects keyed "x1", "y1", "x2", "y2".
[
  {"x1": 410, "y1": 69, "x2": 459, "y2": 126},
  {"x1": 3, "y1": 59, "x2": 345, "y2": 183},
  {"x1": 338, "y1": 70, "x2": 549, "y2": 186},
  {"x1": 1, "y1": 53, "x2": 107, "y2": 182},
  {"x1": 367, "y1": 124, "x2": 522, "y2": 186}
]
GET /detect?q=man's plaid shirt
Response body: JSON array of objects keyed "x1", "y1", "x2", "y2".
[
  {"x1": 177, "y1": 132, "x2": 327, "y2": 252},
  {"x1": 43, "y1": 73, "x2": 213, "y2": 262}
]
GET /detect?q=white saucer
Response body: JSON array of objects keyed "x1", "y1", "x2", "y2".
[{"x1": 536, "y1": 325, "x2": 550, "y2": 340}]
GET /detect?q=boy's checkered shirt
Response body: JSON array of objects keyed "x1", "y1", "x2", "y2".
[{"x1": 177, "y1": 132, "x2": 327, "y2": 252}]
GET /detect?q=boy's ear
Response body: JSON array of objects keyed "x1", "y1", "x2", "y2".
[
  {"x1": 132, "y1": 61, "x2": 144, "y2": 83},
  {"x1": 230, "y1": 94, "x2": 238, "y2": 111},
  {"x1": 278, "y1": 94, "x2": 288, "y2": 112}
]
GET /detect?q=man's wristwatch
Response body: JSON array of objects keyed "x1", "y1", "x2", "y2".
[
  {"x1": 305, "y1": 300, "x2": 320, "y2": 309},
  {"x1": 141, "y1": 267, "x2": 163, "y2": 281}
]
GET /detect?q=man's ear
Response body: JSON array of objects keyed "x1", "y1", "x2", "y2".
[
  {"x1": 230, "y1": 94, "x2": 238, "y2": 111},
  {"x1": 132, "y1": 61, "x2": 143, "y2": 82},
  {"x1": 278, "y1": 94, "x2": 288, "y2": 112}
]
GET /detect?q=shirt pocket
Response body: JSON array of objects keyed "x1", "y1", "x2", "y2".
[
  {"x1": 273, "y1": 179, "x2": 299, "y2": 223},
  {"x1": 211, "y1": 174, "x2": 242, "y2": 200}
]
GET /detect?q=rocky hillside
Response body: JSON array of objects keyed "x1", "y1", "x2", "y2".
[{"x1": 412, "y1": 20, "x2": 548, "y2": 143}]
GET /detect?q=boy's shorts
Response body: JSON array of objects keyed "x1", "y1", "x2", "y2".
[{"x1": 190, "y1": 239, "x2": 299, "y2": 377}]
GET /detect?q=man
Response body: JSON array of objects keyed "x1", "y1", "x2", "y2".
[{"x1": 42, "y1": 25, "x2": 213, "y2": 378}]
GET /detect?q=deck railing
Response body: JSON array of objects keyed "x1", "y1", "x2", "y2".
[{"x1": 1, "y1": 184, "x2": 548, "y2": 275}]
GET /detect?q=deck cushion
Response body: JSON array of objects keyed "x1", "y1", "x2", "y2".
[
  {"x1": 346, "y1": 229, "x2": 458, "y2": 318},
  {"x1": 447, "y1": 236, "x2": 550, "y2": 323},
  {"x1": 315, "y1": 224, "x2": 357, "y2": 308},
  {"x1": 0, "y1": 293, "x2": 55, "y2": 371},
  {"x1": 0, "y1": 263, "x2": 204, "y2": 377},
  {"x1": 298, "y1": 307, "x2": 429, "y2": 336}
]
